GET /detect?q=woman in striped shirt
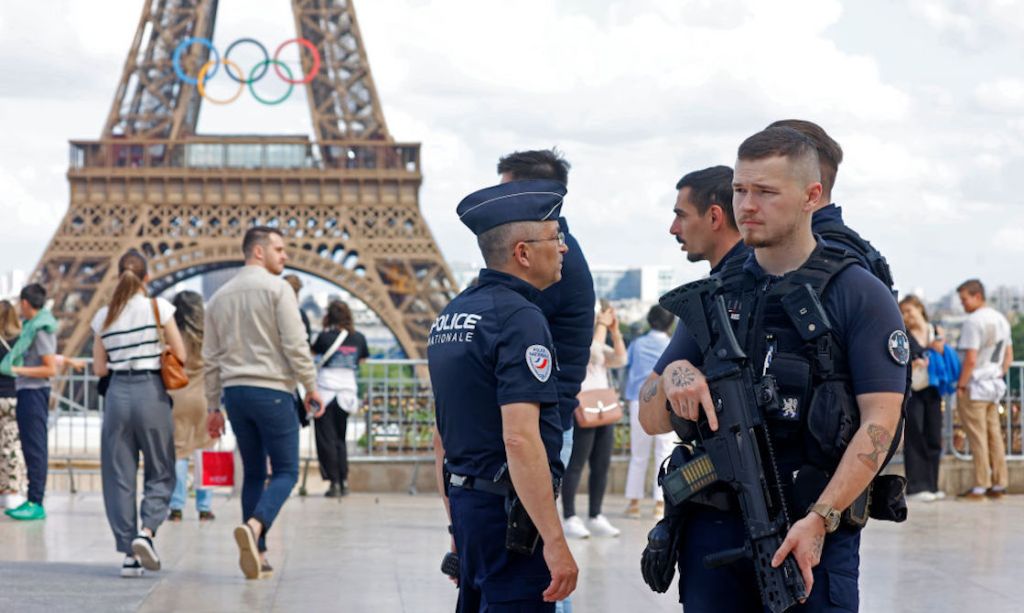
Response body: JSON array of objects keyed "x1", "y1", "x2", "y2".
[{"x1": 91, "y1": 250, "x2": 186, "y2": 578}]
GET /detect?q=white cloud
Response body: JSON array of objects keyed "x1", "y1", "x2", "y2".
[
  {"x1": 975, "y1": 78, "x2": 1024, "y2": 114},
  {"x1": 0, "y1": 0, "x2": 1021, "y2": 300},
  {"x1": 909, "y1": 0, "x2": 1024, "y2": 47}
]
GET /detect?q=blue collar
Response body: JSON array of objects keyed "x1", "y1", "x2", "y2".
[
  {"x1": 477, "y1": 269, "x2": 544, "y2": 302},
  {"x1": 711, "y1": 239, "x2": 751, "y2": 275},
  {"x1": 812, "y1": 203, "x2": 843, "y2": 225}
]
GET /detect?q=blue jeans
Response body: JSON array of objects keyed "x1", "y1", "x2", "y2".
[
  {"x1": 224, "y1": 386, "x2": 299, "y2": 552},
  {"x1": 559, "y1": 426, "x2": 574, "y2": 473},
  {"x1": 169, "y1": 457, "x2": 212, "y2": 513},
  {"x1": 556, "y1": 427, "x2": 573, "y2": 613}
]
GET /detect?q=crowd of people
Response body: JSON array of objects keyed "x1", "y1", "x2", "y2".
[
  {"x1": 0, "y1": 120, "x2": 1017, "y2": 611},
  {"x1": 0, "y1": 228, "x2": 368, "y2": 580}
]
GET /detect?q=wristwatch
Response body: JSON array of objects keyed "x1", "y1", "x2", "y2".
[{"x1": 808, "y1": 503, "x2": 841, "y2": 533}]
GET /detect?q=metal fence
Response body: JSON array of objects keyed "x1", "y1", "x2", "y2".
[
  {"x1": 49, "y1": 360, "x2": 1024, "y2": 463},
  {"x1": 944, "y1": 361, "x2": 1024, "y2": 460}
]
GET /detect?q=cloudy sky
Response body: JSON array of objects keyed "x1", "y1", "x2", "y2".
[{"x1": 1, "y1": 0, "x2": 1023, "y2": 301}]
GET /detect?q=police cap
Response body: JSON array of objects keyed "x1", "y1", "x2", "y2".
[{"x1": 457, "y1": 179, "x2": 566, "y2": 236}]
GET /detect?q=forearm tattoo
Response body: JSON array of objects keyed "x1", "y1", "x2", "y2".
[
  {"x1": 856, "y1": 424, "x2": 892, "y2": 472},
  {"x1": 641, "y1": 378, "x2": 659, "y2": 403},
  {"x1": 812, "y1": 534, "x2": 824, "y2": 560},
  {"x1": 669, "y1": 366, "x2": 696, "y2": 390}
]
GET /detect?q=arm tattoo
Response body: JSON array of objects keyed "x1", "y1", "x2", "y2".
[
  {"x1": 812, "y1": 534, "x2": 824, "y2": 560},
  {"x1": 640, "y1": 378, "x2": 659, "y2": 403},
  {"x1": 856, "y1": 424, "x2": 892, "y2": 472},
  {"x1": 669, "y1": 366, "x2": 696, "y2": 390}
]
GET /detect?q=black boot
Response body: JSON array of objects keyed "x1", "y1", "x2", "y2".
[
  {"x1": 340, "y1": 480, "x2": 350, "y2": 496},
  {"x1": 325, "y1": 482, "x2": 342, "y2": 498}
]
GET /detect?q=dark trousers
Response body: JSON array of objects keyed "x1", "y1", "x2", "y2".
[
  {"x1": 224, "y1": 386, "x2": 299, "y2": 553},
  {"x1": 450, "y1": 487, "x2": 554, "y2": 612},
  {"x1": 15, "y1": 388, "x2": 49, "y2": 505},
  {"x1": 562, "y1": 423, "x2": 613, "y2": 518},
  {"x1": 314, "y1": 399, "x2": 349, "y2": 484},
  {"x1": 679, "y1": 506, "x2": 860, "y2": 612},
  {"x1": 904, "y1": 386, "x2": 943, "y2": 494}
]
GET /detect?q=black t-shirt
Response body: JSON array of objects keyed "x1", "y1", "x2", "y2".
[
  {"x1": 312, "y1": 329, "x2": 370, "y2": 370},
  {"x1": 0, "y1": 336, "x2": 17, "y2": 398}
]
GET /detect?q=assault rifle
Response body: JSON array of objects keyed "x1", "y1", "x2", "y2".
[{"x1": 658, "y1": 277, "x2": 806, "y2": 613}]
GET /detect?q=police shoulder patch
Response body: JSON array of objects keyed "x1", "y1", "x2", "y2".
[
  {"x1": 887, "y1": 330, "x2": 910, "y2": 366},
  {"x1": 526, "y1": 345, "x2": 553, "y2": 382}
]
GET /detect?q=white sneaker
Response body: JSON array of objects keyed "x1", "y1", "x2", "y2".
[
  {"x1": 932, "y1": 491, "x2": 946, "y2": 500},
  {"x1": 907, "y1": 491, "x2": 937, "y2": 503},
  {"x1": 131, "y1": 533, "x2": 161, "y2": 571},
  {"x1": 587, "y1": 514, "x2": 621, "y2": 538},
  {"x1": 121, "y1": 555, "x2": 144, "y2": 578},
  {"x1": 563, "y1": 515, "x2": 591, "y2": 539}
]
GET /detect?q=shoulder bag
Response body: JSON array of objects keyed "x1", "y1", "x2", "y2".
[
  {"x1": 574, "y1": 388, "x2": 623, "y2": 428},
  {"x1": 317, "y1": 329, "x2": 349, "y2": 369},
  {"x1": 151, "y1": 298, "x2": 189, "y2": 390}
]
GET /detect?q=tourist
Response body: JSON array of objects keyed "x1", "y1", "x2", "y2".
[{"x1": 91, "y1": 251, "x2": 184, "y2": 576}]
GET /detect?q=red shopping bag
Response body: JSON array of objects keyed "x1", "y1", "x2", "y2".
[{"x1": 194, "y1": 448, "x2": 234, "y2": 488}]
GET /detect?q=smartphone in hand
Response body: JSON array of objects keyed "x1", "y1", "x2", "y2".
[{"x1": 307, "y1": 399, "x2": 321, "y2": 419}]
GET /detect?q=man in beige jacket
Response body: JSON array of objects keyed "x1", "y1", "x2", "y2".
[{"x1": 203, "y1": 226, "x2": 324, "y2": 580}]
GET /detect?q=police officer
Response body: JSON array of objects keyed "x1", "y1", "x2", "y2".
[
  {"x1": 639, "y1": 128, "x2": 907, "y2": 611},
  {"x1": 497, "y1": 150, "x2": 595, "y2": 478},
  {"x1": 639, "y1": 165, "x2": 748, "y2": 422},
  {"x1": 768, "y1": 119, "x2": 897, "y2": 292},
  {"x1": 430, "y1": 179, "x2": 579, "y2": 612}
]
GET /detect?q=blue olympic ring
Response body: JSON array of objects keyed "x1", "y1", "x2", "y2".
[{"x1": 173, "y1": 37, "x2": 220, "y2": 85}]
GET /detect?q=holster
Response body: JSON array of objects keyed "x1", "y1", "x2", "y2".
[
  {"x1": 496, "y1": 464, "x2": 561, "y2": 555},
  {"x1": 867, "y1": 474, "x2": 907, "y2": 522},
  {"x1": 505, "y1": 492, "x2": 540, "y2": 555}
]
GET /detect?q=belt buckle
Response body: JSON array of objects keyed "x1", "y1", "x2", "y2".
[{"x1": 450, "y1": 474, "x2": 467, "y2": 488}]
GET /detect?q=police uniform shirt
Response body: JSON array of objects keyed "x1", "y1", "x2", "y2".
[
  {"x1": 659, "y1": 246, "x2": 908, "y2": 396},
  {"x1": 653, "y1": 239, "x2": 750, "y2": 375},
  {"x1": 428, "y1": 269, "x2": 564, "y2": 481}
]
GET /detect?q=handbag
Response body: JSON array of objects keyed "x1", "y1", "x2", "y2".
[
  {"x1": 151, "y1": 298, "x2": 189, "y2": 390},
  {"x1": 194, "y1": 445, "x2": 235, "y2": 487},
  {"x1": 910, "y1": 325, "x2": 935, "y2": 392},
  {"x1": 574, "y1": 388, "x2": 623, "y2": 428}
]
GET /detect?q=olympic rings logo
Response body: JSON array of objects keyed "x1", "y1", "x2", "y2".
[{"x1": 172, "y1": 37, "x2": 321, "y2": 105}]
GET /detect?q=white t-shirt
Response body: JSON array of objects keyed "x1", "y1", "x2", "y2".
[
  {"x1": 959, "y1": 306, "x2": 1011, "y2": 401},
  {"x1": 91, "y1": 295, "x2": 176, "y2": 371}
]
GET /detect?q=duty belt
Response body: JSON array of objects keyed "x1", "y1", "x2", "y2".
[{"x1": 447, "y1": 473, "x2": 510, "y2": 498}]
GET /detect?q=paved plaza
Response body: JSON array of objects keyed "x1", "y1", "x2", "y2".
[{"x1": 0, "y1": 491, "x2": 1021, "y2": 612}]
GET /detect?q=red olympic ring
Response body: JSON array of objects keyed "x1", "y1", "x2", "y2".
[{"x1": 273, "y1": 38, "x2": 322, "y2": 85}]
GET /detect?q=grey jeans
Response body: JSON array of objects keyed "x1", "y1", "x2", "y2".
[{"x1": 101, "y1": 372, "x2": 176, "y2": 554}]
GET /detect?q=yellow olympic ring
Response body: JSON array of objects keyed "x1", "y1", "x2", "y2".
[{"x1": 196, "y1": 58, "x2": 246, "y2": 105}]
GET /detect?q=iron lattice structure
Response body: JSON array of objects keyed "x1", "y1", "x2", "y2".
[{"x1": 33, "y1": 0, "x2": 457, "y2": 360}]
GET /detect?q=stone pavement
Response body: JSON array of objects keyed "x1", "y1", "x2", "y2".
[{"x1": 0, "y1": 491, "x2": 1021, "y2": 612}]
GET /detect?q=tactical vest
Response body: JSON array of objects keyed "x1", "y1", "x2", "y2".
[
  {"x1": 713, "y1": 243, "x2": 860, "y2": 477},
  {"x1": 815, "y1": 220, "x2": 895, "y2": 294}
]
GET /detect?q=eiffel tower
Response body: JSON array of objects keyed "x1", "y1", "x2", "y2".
[{"x1": 32, "y1": 0, "x2": 457, "y2": 360}]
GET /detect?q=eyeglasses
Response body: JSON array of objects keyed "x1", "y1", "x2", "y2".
[{"x1": 522, "y1": 232, "x2": 565, "y2": 247}]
